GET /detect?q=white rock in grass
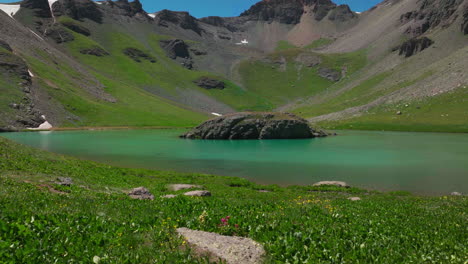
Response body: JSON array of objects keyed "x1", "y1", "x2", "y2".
[
  {"x1": 177, "y1": 228, "x2": 265, "y2": 264},
  {"x1": 168, "y1": 184, "x2": 202, "y2": 191},
  {"x1": 184, "y1": 190, "x2": 211, "y2": 197},
  {"x1": 348, "y1": 197, "x2": 361, "y2": 201},
  {"x1": 313, "y1": 181, "x2": 349, "y2": 188}
]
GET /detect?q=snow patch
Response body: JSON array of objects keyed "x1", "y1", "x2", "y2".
[
  {"x1": 0, "y1": 4, "x2": 20, "y2": 18},
  {"x1": 28, "y1": 115, "x2": 53, "y2": 131},
  {"x1": 48, "y1": 0, "x2": 58, "y2": 22},
  {"x1": 148, "y1": 13, "x2": 156, "y2": 18},
  {"x1": 235, "y1": 39, "x2": 249, "y2": 45},
  {"x1": 211, "y1": 112, "x2": 222, "y2": 117},
  {"x1": 28, "y1": 70, "x2": 35, "y2": 77}
]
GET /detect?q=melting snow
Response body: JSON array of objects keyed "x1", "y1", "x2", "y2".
[
  {"x1": 211, "y1": 113, "x2": 222, "y2": 117},
  {"x1": 28, "y1": 115, "x2": 53, "y2": 131},
  {"x1": 236, "y1": 39, "x2": 249, "y2": 45},
  {"x1": 0, "y1": 4, "x2": 20, "y2": 18},
  {"x1": 28, "y1": 70, "x2": 35, "y2": 77},
  {"x1": 148, "y1": 13, "x2": 156, "y2": 18}
]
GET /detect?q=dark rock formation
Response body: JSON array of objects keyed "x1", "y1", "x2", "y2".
[
  {"x1": 61, "y1": 21, "x2": 91, "y2": 36},
  {"x1": 160, "y1": 39, "x2": 193, "y2": 69},
  {"x1": 199, "y1": 16, "x2": 238, "y2": 32},
  {"x1": 56, "y1": 177, "x2": 73, "y2": 186},
  {"x1": 0, "y1": 51, "x2": 31, "y2": 82},
  {"x1": 123, "y1": 48, "x2": 156, "y2": 63},
  {"x1": 0, "y1": 40, "x2": 12, "y2": 52},
  {"x1": 21, "y1": 0, "x2": 52, "y2": 18},
  {"x1": 181, "y1": 112, "x2": 328, "y2": 140},
  {"x1": 401, "y1": 0, "x2": 464, "y2": 37},
  {"x1": 53, "y1": 0, "x2": 103, "y2": 23},
  {"x1": 154, "y1": 10, "x2": 203, "y2": 35},
  {"x1": 328, "y1": 5, "x2": 356, "y2": 22},
  {"x1": 193, "y1": 77, "x2": 225, "y2": 90},
  {"x1": 398, "y1": 37, "x2": 434, "y2": 57},
  {"x1": 240, "y1": 0, "x2": 305, "y2": 24},
  {"x1": 45, "y1": 26, "x2": 75, "y2": 43},
  {"x1": 80, "y1": 47, "x2": 109, "y2": 56},
  {"x1": 463, "y1": 4, "x2": 468, "y2": 34},
  {"x1": 105, "y1": 0, "x2": 145, "y2": 17},
  {"x1": 318, "y1": 68, "x2": 341, "y2": 82},
  {"x1": 313, "y1": 0, "x2": 337, "y2": 21}
]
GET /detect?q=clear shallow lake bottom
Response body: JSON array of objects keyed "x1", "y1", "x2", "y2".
[{"x1": 2, "y1": 129, "x2": 467, "y2": 195}]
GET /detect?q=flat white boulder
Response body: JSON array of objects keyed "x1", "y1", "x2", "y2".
[
  {"x1": 168, "y1": 184, "x2": 202, "y2": 191},
  {"x1": 313, "y1": 181, "x2": 349, "y2": 188},
  {"x1": 184, "y1": 190, "x2": 211, "y2": 197},
  {"x1": 348, "y1": 197, "x2": 361, "y2": 201},
  {"x1": 177, "y1": 228, "x2": 265, "y2": 264}
]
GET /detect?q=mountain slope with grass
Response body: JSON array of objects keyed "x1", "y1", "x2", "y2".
[{"x1": 0, "y1": 0, "x2": 466, "y2": 131}]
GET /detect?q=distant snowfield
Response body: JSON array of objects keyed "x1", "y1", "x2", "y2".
[
  {"x1": 148, "y1": 13, "x2": 156, "y2": 18},
  {"x1": 0, "y1": 4, "x2": 20, "y2": 18}
]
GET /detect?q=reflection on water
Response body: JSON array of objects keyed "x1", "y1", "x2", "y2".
[{"x1": 2, "y1": 129, "x2": 468, "y2": 194}]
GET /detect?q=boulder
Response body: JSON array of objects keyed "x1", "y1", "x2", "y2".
[
  {"x1": 193, "y1": 77, "x2": 225, "y2": 90},
  {"x1": 177, "y1": 228, "x2": 265, "y2": 264},
  {"x1": 451, "y1": 192, "x2": 462, "y2": 196},
  {"x1": 313, "y1": 181, "x2": 349, "y2": 188},
  {"x1": 168, "y1": 184, "x2": 202, "y2": 191},
  {"x1": 318, "y1": 68, "x2": 341, "y2": 82},
  {"x1": 348, "y1": 197, "x2": 361, "y2": 201},
  {"x1": 56, "y1": 177, "x2": 73, "y2": 186},
  {"x1": 181, "y1": 112, "x2": 327, "y2": 140},
  {"x1": 398, "y1": 37, "x2": 434, "y2": 57},
  {"x1": 184, "y1": 190, "x2": 212, "y2": 197},
  {"x1": 123, "y1": 48, "x2": 156, "y2": 63},
  {"x1": 80, "y1": 47, "x2": 109, "y2": 57},
  {"x1": 128, "y1": 187, "x2": 154, "y2": 200}
]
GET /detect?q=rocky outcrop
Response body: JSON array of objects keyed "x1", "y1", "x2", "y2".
[
  {"x1": 184, "y1": 190, "x2": 212, "y2": 197},
  {"x1": 154, "y1": 10, "x2": 202, "y2": 35},
  {"x1": 21, "y1": 0, "x2": 52, "y2": 18},
  {"x1": 45, "y1": 26, "x2": 75, "y2": 43},
  {"x1": 61, "y1": 21, "x2": 91, "y2": 36},
  {"x1": 463, "y1": 4, "x2": 468, "y2": 34},
  {"x1": 181, "y1": 112, "x2": 328, "y2": 140},
  {"x1": 400, "y1": 0, "x2": 464, "y2": 37},
  {"x1": 328, "y1": 5, "x2": 356, "y2": 22},
  {"x1": 177, "y1": 228, "x2": 265, "y2": 264},
  {"x1": 398, "y1": 37, "x2": 434, "y2": 57},
  {"x1": 240, "y1": 0, "x2": 306, "y2": 24},
  {"x1": 102, "y1": 0, "x2": 145, "y2": 18},
  {"x1": 159, "y1": 39, "x2": 193, "y2": 69},
  {"x1": 123, "y1": 48, "x2": 156, "y2": 63},
  {"x1": 199, "y1": 16, "x2": 238, "y2": 32},
  {"x1": 80, "y1": 47, "x2": 109, "y2": 56},
  {"x1": 193, "y1": 77, "x2": 225, "y2": 90},
  {"x1": 0, "y1": 40, "x2": 12, "y2": 52},
  {"x1": 53, "y1": 0, "x2": 103, "y2": 23},
  {"x1": 318, "y1": 68, "x2": 341, "y2": 82}
]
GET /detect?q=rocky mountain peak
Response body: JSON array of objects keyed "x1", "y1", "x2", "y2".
[
  {"x1": 53, "y1": 0, "x2": 103, "y2": 23},
  {"x1": 104, "y1": 0, "x2": 146, "y2": 17},
  {"x1": 20, "y1": 0, "x2": 52, "y2": 18},
  {"x1": 239, "y1": 0, "x2": 345, "y2": 24},
  {"x1": 154, "y1": 10, "x2": 203, "y2": 35}
]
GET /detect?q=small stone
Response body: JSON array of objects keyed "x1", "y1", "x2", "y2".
[
  {"x1": 168, "y1": 184, "x2": 203, "y2": 191},
  {"x1": 177, "y1": 228, "x2": 265, "y2": 264},
  {"x1": 184, "y1": 190, "x2": 212, "y2": 197},
  {"x1": 348, "y1": 197, "x2": 361, "y2": 201},
  {"x1": 56, "y1": 177, "x2": 73, "y2": 186},
  {"x1": 162, "y1": 194, "x2": 177, "y2": 199},
  {"x1": 451, "y1": 192, "x2": 462, "y2": 196},
  {"x1": 313, "y1": 181, "x2": 350, "y2": 188},
  {"x1": 128, "y1": 187, "x2": 154, "y2": 200}
]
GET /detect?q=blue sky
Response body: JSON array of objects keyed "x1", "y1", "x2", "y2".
[{"x1": 0, "y1": 0, "x2": 383, "y2": 18}]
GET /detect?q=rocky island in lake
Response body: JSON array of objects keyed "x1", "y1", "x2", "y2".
[{"x1": 181, "y1": 112, "x2": 328, "y2": 140}]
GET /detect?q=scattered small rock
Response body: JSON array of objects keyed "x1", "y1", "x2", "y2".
[
  {"x1": 128, "y1": 187, "x2": 155, "y2": 200},
  {"x1": 184, "y1": 190, "x2": 212, "y2": 197},
  {"x1": 451, "y1": 192, "x2": 462, "y2": 196},
  {"x1": 56, "y1": 177, "x2": 73, "y2": 186},
  {"x1": 177, "y1": 228, "x2": 265, "y2": 264},
  {"x1": 313, "y1": 181, "x2": 350, "y2": 188},
  {"x1": 168, "y1": 184, "x2": 203, "y2": 191},
  {"x1": 162, "y1": 194, "x2": 177, "y2": 199},
  {"x1": 348, "y1": 197, "x2": 361, "y2": 201},
  {"x1": 123, "y1": 48, "x2": 156, "y2": 63}
]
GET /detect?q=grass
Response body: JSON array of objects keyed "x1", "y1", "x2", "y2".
[
  {"x1": 238, "y1": 49, "x2": 367, "y2": 108},
  {"x1": 0, "y1": 136, "x2": 466, "y2": 263},
  {"x1": 319, "y1": 86, "x2": 468, "y2": 133},
  {"x1": 305, "y1": 38, "x2": 335, "y2": 49},
  {"x1": 275, "y1": 40, "x2": 297, "y2": 51}
]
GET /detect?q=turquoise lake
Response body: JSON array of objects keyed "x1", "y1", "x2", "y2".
[{"x1": 2, "y1": 129, "x2": 467, "y2": 194}]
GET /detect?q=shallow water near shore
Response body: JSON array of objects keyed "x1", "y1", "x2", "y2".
[{"x1": 2, "y1": 129, "x2": 468, "y2": 194}]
